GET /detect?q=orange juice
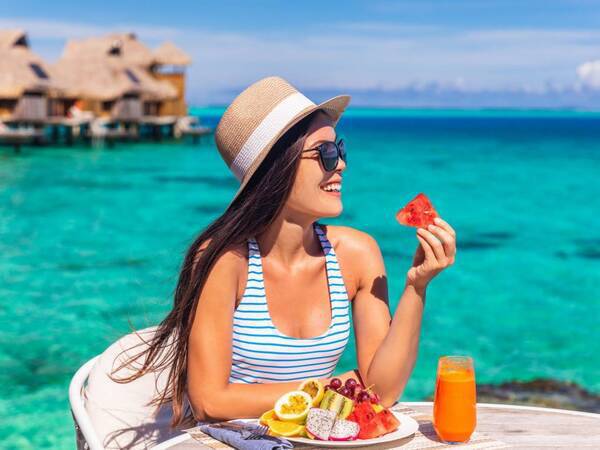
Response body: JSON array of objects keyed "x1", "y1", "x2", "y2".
[{"x1": 433, "y1": 356, "x2": 476, "y2": 443}]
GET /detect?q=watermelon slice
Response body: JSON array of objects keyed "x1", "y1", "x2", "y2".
[
  {"x1": 347, "y1": 402, "x2": 401, "y2": 440},
  {"x1": 377, "y1": 409, "x2": 400, "y2": 432},
  {"x1": 396, "y1": 193, "x2": 439, "y2": 228},
  {"x1": 355, "y1": 409, "x2": 401, "y2": 440},
  {"x1": 347, "y1": 401, "x2": 376, "y2": 427}
]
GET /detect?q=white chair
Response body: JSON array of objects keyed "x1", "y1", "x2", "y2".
[
  {"x1": 69, "y1": 327, "x2": 183, "y2": 449},
  {"x1": 70, "y1": 355, "x2": 104, "y2": 450}
]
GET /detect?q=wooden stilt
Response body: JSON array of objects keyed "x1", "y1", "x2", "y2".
[{"x1": 66, "y1": 126, "x2": 74, "y2": 146}]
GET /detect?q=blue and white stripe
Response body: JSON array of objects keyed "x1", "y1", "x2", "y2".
[{"x1": 229, "y1": 223, "x2": 351, "y2": 384}]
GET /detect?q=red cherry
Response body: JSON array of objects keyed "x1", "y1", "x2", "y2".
[
  {"x1": 329, "y1": 378, "x2": 342, "y2": 390},
  {"x1": 347, "y1": 385, "x2": 356, "y2": 399},
  {"x1": 357, "y1": 391, "x2": 370, "y2": 403},
  {"x1": 345, "y1": 378, "x2": 358, "y2": 389},
  {"x1": 338, "y1": 386, "x2": 351, "y2": 397}
]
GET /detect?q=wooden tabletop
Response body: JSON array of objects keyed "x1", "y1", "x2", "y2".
[
  {"x1": 410, "y1": 402, "x2": 600, "y2": 448},
  {"x1": 153, "y1": 402, "x2": 600, "y2": 449}
]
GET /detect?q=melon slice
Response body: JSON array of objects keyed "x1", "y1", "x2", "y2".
[{"x1": 396, "y1": 193, "x2": 439, "y2": 228}]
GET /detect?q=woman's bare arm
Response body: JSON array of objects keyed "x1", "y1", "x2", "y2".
[
  {"x1": 332, "y1": 226, "x2": 422, "y2": 407},
  {"x1": 361, "y1": 283, "x2": 426, "y2": 406},
  {"x1": 337, "y1": 220, "x2": 456, "y2": 407}
]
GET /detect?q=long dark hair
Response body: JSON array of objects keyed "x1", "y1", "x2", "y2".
[{"x1": 114, "y1": 111, "x2": 320, "y2": 427}]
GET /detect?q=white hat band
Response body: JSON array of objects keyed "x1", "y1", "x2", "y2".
[{"x1": 229, "y1": 92, "x2": 315, "y2": 181}]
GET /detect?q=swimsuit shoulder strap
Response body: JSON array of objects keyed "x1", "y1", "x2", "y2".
[
  {"x1": 245, "y1": 237, "x2": 265, "y2": 286},
  {"x1": 314, "y1": 223, "x2": 341, "y2": 274}
]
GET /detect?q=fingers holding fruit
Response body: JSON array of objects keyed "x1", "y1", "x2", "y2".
[
  {"x1": 431, "y1": 216, "x2": 456, "y2": 239},
  {"x1": 420, "y1": 220, "x2": 456, "y2": 267},
  {"x1": 396, "y1": 192, "x2": 456, "y2": 274},
  {"x1": 416, "y1": 228, "x2": 446, "y2": 263},
  {"x1": 407, "y1": 220, "x2": 457, "y2": 291},
  {"x1": 428, "y1": 217, "x2": 456, "y2": 263}
]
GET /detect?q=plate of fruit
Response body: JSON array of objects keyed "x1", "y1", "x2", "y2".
[{"x1": 255, "y1": 377, "x2": 419, "y2": 447}]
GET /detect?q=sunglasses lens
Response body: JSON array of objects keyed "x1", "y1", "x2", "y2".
[
  {"x1": 339, "y1": 139, "x2": 346, "y2": 162},
  {"x1": 320, "y1": 142, "x2": 339, "y2": 171}
]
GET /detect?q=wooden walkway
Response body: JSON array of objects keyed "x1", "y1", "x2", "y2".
[
  {"x1": 0, "y1": 127, "x2": 45, "y2": 152},
  {"x1": 1, "y1": 115, "x2": 212, "y2": 150}
]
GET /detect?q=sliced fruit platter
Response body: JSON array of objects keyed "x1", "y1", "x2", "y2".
[{"x1": 258, "y1": 377, "x2": 418, "y2": 446}]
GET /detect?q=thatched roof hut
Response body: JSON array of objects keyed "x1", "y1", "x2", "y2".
[
  {"x1": 54, "y1": 33, "x2": 177, "y2": 101},
  {"x1": 0, "y1": 48, "x2": 53, "y2": 98},
  {"x1": 0, "y1": 29, "x2": 29, "y2": 50},
  {"x1": 50, "y1": 58, "x2": 176, "y2": 101},
  {"x1": 61, "y1": 32, "x2": 155, "y2": 68},
  {"x1": 0, "y1": 30, "x2": 65, "y2": 121},
  {"x1": 52, "y1": 32, "x2": 190, "y2": 119},
  {"x1": 153, "y1": 42, "x2": 191, "y2": 67},
  {"x1": 0, "y1": 29, "x2": 63, "y2": 98}
]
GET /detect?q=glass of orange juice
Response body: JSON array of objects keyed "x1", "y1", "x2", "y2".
[{"x1": 433, "y1": 356, "x2": 477, "y2": 444}]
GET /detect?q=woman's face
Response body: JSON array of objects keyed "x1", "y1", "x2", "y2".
[{"x1": 284, "y1": 111, "x2": 346, "y2": 221}]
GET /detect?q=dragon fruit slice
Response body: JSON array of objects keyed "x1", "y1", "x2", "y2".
[
  {"x1": 305, "y1": 408, "x2": 336, "y2": 440},
  {"x1": 329, "y1": 418, "x2": 360, "y2": 441}
]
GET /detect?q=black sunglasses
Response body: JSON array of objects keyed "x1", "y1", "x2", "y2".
[{"x1": 302, "y1": 138, "x2": 346, "y2": 172}]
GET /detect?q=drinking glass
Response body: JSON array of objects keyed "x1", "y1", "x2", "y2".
[{"x1": 433, "y1": 356, "x2": 477, "y2": 444}]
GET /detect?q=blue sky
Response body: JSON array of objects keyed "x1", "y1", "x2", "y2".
[{"x1": 2, "y1": 1, "x2": 600, "y2": 107}]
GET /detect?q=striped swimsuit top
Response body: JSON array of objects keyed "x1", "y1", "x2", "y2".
[{"x1": 229, "y1": 223, "x2": 351, "y2": 384}]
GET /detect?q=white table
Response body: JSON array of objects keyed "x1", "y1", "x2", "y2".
[{"x1": 153, "y1": 402, "x2": 600, "y2": 449}]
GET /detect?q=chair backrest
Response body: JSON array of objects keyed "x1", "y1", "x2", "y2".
[
  {"x1": 70, "y1": 355, "x2": 104, "y2": 450},
  {"x1": 71, "y1": 326, "x2": 180, "y2": 449}
]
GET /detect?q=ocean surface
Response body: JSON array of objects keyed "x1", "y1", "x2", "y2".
[{"x1": 1, "y1": 108, "x2": 599, "y2": 448}]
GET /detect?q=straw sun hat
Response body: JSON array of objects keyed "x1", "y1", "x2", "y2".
[{"x1": 215, "y1": 76, "x2": 351, "y2": 203}]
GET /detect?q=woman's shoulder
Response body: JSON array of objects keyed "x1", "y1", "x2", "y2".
[
  {"x1": 194, "y1": 239, "x2": 248, "y2": 269},
  {"x1": 319, "y1": 224, "x2": 382, "y2": 257},
  {"x1": 192, "y1": 240, "x2": 249, "y2": 290},
  {"x1": 215, "y1": 243, "x2": 249, "y2": 272},
  {"x1": 319, "y1": 225, "x2": 385, "y2": 296},
  {"x1": 194, "y1": 240, "x2": 250, "y2": 304}
]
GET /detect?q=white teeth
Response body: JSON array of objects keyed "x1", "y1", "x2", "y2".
[{"x1": 322, "y1": 183, "x2": 341, "y2": 192}]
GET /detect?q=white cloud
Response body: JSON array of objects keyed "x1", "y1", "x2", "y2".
[{"x1": 577, "y1": 60, "x2": 600, "y2": 88}]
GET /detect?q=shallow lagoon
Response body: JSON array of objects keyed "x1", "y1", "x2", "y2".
[{"x1": 1, "y1": 108, "x2": 599, "y2": 448}]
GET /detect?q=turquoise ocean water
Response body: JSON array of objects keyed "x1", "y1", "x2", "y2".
[{"x1": 1, "y1": 108, "x2": 599, "y2": 448}]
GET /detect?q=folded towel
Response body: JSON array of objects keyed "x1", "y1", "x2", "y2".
[{"x1": 187, "y1": 420, "x2": 293, "y2": 450}]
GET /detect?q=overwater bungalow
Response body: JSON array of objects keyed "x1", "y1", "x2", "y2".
[
  {"x1": 0, "y1": 30, "x2": 207, "y2": 147},
  {"x1": 151, "y1": 41, "x2": 192, "y2": 117},
  {"x1": 50, "y1": 58, "x2": 176, "y2": 123},
  {"x1": 52, "y1": 33, "x2": 190, "y2": 126},
  {"x1": 0, "y1": 29, "x2": 61, "y2": 124}
]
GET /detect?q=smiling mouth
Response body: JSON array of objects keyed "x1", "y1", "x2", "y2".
[{"x1": 320, "y1": 182, "x2": 342, "y2": 193}]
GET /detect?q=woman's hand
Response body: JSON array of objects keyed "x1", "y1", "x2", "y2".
[{"x1": 406, "y1": 217, "x2": 456, "y2": 292}]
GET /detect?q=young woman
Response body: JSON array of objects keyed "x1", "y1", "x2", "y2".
[{"x1": 128, "y1": 77, "x2": 456, "y2": 427}]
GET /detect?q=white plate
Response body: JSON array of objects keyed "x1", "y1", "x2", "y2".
[{"x1": 243, "y1": 411, "x2": 419, "y2": 448}]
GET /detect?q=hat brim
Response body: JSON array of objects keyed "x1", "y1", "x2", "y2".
[{"x1": 226, "y1": 94, "x2": 351, "y2": 208}]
